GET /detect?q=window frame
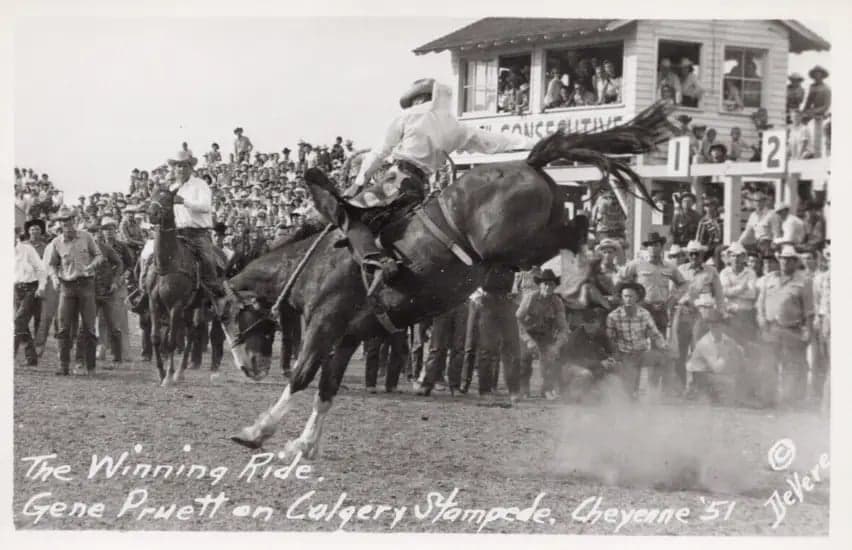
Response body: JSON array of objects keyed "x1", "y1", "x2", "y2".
[
  {"x1": 654, "y1": 38, "x2": 704, "y2": 111},
  {"x1": 459, "y1": 51, "x2": 533, "y2": 117},
  {"x1": 719, "y1": 44, "x2": 769, "y2": 116},
  {"x1": 541, "y1": 40, "x2": 626, "y2": 112}
]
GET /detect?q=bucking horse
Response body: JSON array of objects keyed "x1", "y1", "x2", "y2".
[{"x1": 221, "y1": 101, "x2": 674, "y2": 459}]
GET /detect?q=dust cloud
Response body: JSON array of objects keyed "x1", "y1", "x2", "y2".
[{"x1": 547, "y1": 377, "x2": 830, "y2": 495}]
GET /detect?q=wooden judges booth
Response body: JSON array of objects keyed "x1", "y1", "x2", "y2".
[{"x1": 414, "y1": 18, "x2": 830, "y2": 256}]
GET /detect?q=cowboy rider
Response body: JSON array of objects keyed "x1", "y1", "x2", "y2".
[{"x1": 340, "y1": 78, "x2": 540, "y2": 285}]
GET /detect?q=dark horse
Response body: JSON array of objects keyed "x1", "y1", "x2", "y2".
[
  {"x1": 224, "y1": 102, "x2": 674, "y2": 458},
  {"x1": 146, "y1": 188, "x2": 242, "y2": 385}
]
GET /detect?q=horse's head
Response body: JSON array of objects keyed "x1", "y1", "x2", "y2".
[
  {"x1": 147, "y1": 186, "x2": 176, "y2": 226},
  {"x1": 220, "y1": 287, "x2": 275, "y2": 381}
]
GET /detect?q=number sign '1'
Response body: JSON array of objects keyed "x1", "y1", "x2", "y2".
[
  {"x1": 667, "y1": 136, "x2": 690, "y2": 177},
  {"x1": 761, "y1": 129, "x2": 787, "y2": 173}
]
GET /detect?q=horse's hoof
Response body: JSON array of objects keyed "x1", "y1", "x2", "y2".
[
  {"x1": 161, "y1": 377, "x2": 172, "y2": 387},
  {"x1": 230, "y1": 427, "x2": 266, "y2": 450},
  {"x1": 281, "y1": 439, "x2": 311, "y2": 461}
]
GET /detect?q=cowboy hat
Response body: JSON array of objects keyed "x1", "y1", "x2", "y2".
[
  {"x1": 400, "y1": 78, "x2": 436, "y2": 109},
  {"x1": 727, "y1": 242, "x2": 747, "y2": 256},
  {"x1": 595, "y1": 238, "x2": 622, "y2": 252},
  {"x1": 808, "y1": 65, "x2": 829, "y2": 79},
  {"x1": 666, "y1": 244, "x2": 684, "y2": 258},
  {"x1": 233, "y1": 127, "x2": 244, "y2": 134},
  {"x1": 788, "y1": 72, "x2": 804, "y2": 82},
  {"x1": 675, "y1": 114, "x2": 693, "y2": 125},
  {"x1": 685, "y1": 240, "x2": 707, "y2": 254},
  {"x1": 533, "y1": 268, "x2": 560, "y2": 285},
  {"x1": 51, "y1": 204, "x2": 77, "y2": 221},
  {"x1": 167, "y1": 150, "x2": 198, "y2": 167},
  {"x1": 774, "y1": 202, "x2": 791, "y2": 213},
  {"x1": 100, "y1": 216, "x2": 117, "y2": 228},
  {"x1": 24, "y1": 218, "x2": 46, "y2": 234},
  {"x1": 642, "y1": 231, "x2": 666, "y2": 246}
]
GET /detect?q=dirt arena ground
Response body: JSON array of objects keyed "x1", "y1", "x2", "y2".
[{"x1": 13, "y1": 325, "x2": 830, "y2": 534}]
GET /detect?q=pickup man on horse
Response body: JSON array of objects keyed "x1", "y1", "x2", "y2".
[
  {"x1": 338, "y1": 78, "x2": 539, "y2": 287},
  {"x1": 164, "y1": 150, "x2": 226, "y2": 301}
]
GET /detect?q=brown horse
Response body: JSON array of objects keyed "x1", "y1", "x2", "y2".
[
  {"x1": 146, "y1": 188, "x2": 243, "y2": 385},
  {"x1": 225, "y1": 102, "x2": 673, "y2": 458}
]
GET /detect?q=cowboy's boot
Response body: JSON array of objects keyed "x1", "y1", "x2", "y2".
[{"x1": 346, "y1": 220, "x2": 399, "y2": 293}]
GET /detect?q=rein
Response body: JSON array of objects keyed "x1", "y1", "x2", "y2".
[{"x1": 270, "y1": 223, "x2": 334, "y2": 315}]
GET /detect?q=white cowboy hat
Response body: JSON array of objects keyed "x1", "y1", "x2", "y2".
[
  {"x1": 666, "y1": 244, "x2": 684, "y2": 257},
  {"x1": 727, "y1": 242, "x2": 747, "y2": 256},
  {"x1": 99, "y1": 216, "x2": 117, "y2": 228},
  {"x1": 684, "y1": 240, "x2": 707, "y2": 253},
  {"x1": 774, "y1": 202, "x2": 791, "y2": 213}
]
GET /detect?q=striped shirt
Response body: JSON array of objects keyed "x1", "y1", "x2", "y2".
[{"x1": 606, "y1": 305, "x2": 666, "y2": 353}]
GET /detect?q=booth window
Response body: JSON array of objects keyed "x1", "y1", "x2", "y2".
[
  {"x1": 542, "y1": 43, "x2": 624, "y2": 110},
  {"x1": 723, "y1": 47, "x2": 766, "y2": 112},
  {"x1": 656, "y1": 41, "x2": 703, "y2": 108},
  {"x1": 461, "y1": 53, "x2": 531, "y2": 115}
]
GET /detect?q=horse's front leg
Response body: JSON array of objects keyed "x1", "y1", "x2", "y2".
[
  {"x1": 231, "y1": 298, "x2": 355, "y2": 449},
  {"x1": 150, "y1": 301, "x2": 167, "y2": 383},
  {"x1": 282, "y1": 335, "x2": 359, "y2": 460}
]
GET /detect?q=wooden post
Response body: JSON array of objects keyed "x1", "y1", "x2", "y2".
[
  {"x1": 723, "y1": 176, "x2": 743, "y2": 244},
  {"x1": 786, "y1": 171, "x2": 800, "y2": 215},
  {"x1": 632, "y1": 185, "x2": 651, "y2": 260}
]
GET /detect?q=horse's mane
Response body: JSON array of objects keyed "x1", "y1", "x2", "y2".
[{"x1": 266, "y1": 221, "x2": 327, "y2": 253}]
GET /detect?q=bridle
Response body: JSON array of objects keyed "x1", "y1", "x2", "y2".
[{"x1": 223, "y1": 283, "x2": 278, "y2": 346}]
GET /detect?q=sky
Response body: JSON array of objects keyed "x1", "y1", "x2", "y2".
[{"x1": 12, "y1": 15, "x2": 830, "y2": 198}]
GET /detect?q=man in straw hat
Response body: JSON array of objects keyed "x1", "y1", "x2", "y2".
[
  {"x1": 738, "y1": 188, "x2": 782, "y2": 246},
  {"x1": 671, "y1": 240, "x2": 725, "y2": 392},
  {"x1": 46, "y1": 204, "x2": 104, "y2": 375},
  {"x1": 755, "y1": 244, "x2": 814, "y2": 407},
  {"x1": 516, "y1": 269, "x2": 569, "y2": 400},
  {"x1": 605, "y1": 281, "x2": 669, "y2": 398},
  {"x1": 336, "y1": 78, "x2": 538, "y2": 287},
  {"x1": 166, "y1": 149, "x2": 226, "y2": 301}
]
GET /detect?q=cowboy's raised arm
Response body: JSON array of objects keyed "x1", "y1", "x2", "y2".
[
  {"x1": 456, "y1": 125, "x2": 538, "y2": 155},
  {"x1": 355, "y1": 117, "x2": 405, "y2": 188}
]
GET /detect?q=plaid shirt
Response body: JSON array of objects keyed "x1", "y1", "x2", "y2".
[{"x1": 606, "y1": 305, "x2": 666, "y2": 353}]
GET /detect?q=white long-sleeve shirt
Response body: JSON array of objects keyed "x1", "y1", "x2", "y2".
[
  {"x1": 173, "y1": 177, "x2": 213, "y2": 229},
  {"x1": 357, "y1": 81, "x2": 538, "y2": 185},
  {"x1": 16, "y1": 241, "x2": 46, "y2": 288}
]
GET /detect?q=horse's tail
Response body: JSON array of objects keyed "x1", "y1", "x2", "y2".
[{"x1": 526, "y1": 100, "x2": 677, "y2": 206}]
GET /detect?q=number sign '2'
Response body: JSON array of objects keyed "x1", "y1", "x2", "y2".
[
  {"x1": 761, "y1": 129, "x2": 787, "y2": 173},
  {"x1": 667, "y1": 136, "x2": 690, "y2": 177}
]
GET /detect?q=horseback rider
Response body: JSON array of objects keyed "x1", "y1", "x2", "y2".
[
  {"x1": 338, "y1": 78, "x2": 540, "y2": 285},
  {"x1": 166, "y1": 150, "x2": 227, "y2": 302}
]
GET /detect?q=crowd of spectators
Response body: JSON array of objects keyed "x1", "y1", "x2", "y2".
[{"x1": 543, "y1": 56, "x2": 622, "y2": 110}]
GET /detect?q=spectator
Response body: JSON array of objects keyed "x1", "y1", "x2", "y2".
[
  {"x1": 670, "y1": 192, "x2": 701, "y2": 247},
  {"x1": 738, "y1": 189, "x2": 781, "y2": 246},
  {"x1": 699, "y1": 128, "x2": 718, "y2": 162},
  {"x1": 570, "y1": 82, "x2": 596, "y2": 107},
  {"x1": 679, "y1": 57, "x2": 704, "y2": 108},
  {"x1": 606, "y1": 282, "x2": 669, "y2": 398},
  {"x1": 689, "y1": 124, "x2": 706, "y2": 160},
  {"x1": 756, "y1": 245, "x2": 814, "y2": 407},
  {"x1": 802, "y1": 202, "x2": 826, "y2": 251},
  {"x1": 233, "y1": 127, "x2": 253, "y2": 163},
  {"x1": 515, "y1": 83, "x2": 530, "y2": 114},
  {"x1": 598, "y1": 60, "x2": 622, "y2": 104},
  {"x1": 788, "y1": 109, "x2": 814, "y2": 160},
  {"x1": 695, "y1": 197, "x2": 723, "y2": 255},
  {"x1": 590, "y1": 189, "x2": 627, "y2": 251},
  {"x1": 675, "y1": 115, "x2": 692, "y2": 136},
  {"x1": 786, "y1": 73, "x2": 806, "y2": 120},
  {"x1": 15, "y1": 227, "x2": 46, "y2": 366},
  {"x1": 802, "y1": 66, "x2": 831, "y2": 123},
  {"x1": 720, "y1": 242, "x2": 758, "y2": 344},
  {"x1": 543, "y1": 69, "x2": 562, "y2": 109},
  {"x1": 657, "y1": 58, "x2": 683, "y2": 104},
  {"x1": 728, "y1": 127, "x2": 753, "y2": 161},
  {"x1": 723, "y1": 79, "x2": 744, "y2": 112},
  {"x1": 331, "y1": 137, "x2": 345, "y2": 163},
  {"x1": 516, "y1": 269, "x2": 569, "y2": 400},
  {"x1": 708, "y1": 143, "x2": 727, "y2": 163},
  {"x1": 774, "y1": 202, "x2": 805, "y2": 246}
]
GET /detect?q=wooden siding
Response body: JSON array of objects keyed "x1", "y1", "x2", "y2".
[{"x1": 634, "y1": 20, "x2": 790, "y2": 152}]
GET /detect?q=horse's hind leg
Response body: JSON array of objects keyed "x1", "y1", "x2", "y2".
[
  {"x1": 231, "y1": 301, "x2": 354, "y2": 449},
  {"x1": 281, "y1": 335, "x2": 359, "y2": 460}
]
